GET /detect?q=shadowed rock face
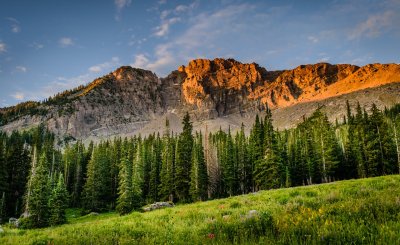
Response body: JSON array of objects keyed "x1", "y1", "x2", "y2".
[{"x1": 1, "y1": 58, "x2": 399, "y2": 140}]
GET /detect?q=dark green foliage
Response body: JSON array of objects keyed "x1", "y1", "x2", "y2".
[
  {"x1": 189, "y1": 132, "x2": 208, "y2": 201},
  {"x1": 236, "y1": 124, "x2": 250, "y2": 194},
  {"x1": 48, "y1": 173, "x2": 69, "y2": 226},
  {"x1": 254, "y1": 108, "x2": 281, "y2": 189},
  {"x1": 24, "y1": 151, "x2": 50, "y2": 228},
  {"x1": 149, "y1": 134, "x2": 162, "y2": 202},
  {"x1": 159, "y1": 119, "x2": 175, "y2": 201},
  {"x1": 174, "y1": 112, "x2": 194, "y2": 202},
  {"x1": 116, "y1": 139, "x2": 134, "y2": 215},
  {"x1": 82, "y1": 142, "x2": 113, "y2": 212}
]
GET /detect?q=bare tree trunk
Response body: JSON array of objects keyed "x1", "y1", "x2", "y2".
[{"x1": 392, "y1": 121, "x2": 400, "y2": 174}]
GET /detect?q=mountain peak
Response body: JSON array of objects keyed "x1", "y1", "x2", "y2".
[{"x1": 112, "y1": 66, "x2": 155, "y2": 80}]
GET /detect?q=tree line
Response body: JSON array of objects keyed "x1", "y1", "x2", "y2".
[{"x1": 0, "y1": 102, "x2": 399, "y2": 228}]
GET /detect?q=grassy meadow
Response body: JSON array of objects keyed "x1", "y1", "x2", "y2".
[{"x1": 1, "y1": 175, "x2": 399, "y2": 244}]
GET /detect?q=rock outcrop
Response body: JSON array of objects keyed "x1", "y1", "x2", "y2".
[{"x1": 178, "y1": 58, "x2": 267, "y2": 118}]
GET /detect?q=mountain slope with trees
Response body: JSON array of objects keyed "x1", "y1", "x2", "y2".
[{"x1": 0, "y1": 101, "x2": 399, "y2": 228}]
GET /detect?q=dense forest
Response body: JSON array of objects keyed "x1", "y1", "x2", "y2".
[{"x1": 0, "y1": 101, "x2": 399, "y2": 228}]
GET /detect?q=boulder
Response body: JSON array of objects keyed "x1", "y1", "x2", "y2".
[
  {"x1": 143, "y1": 202, "x2": 174, "y2": 212},
  {"x1": 247, "y1": 210, "x2": 259, "y2": 219},
  {"x1": 9, "y1": 217, "x2": 18, "y2": 227}
]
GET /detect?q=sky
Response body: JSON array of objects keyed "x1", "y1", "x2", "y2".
[{"x1": 0, "y1": 0, "x2": 399, "y2": 107}]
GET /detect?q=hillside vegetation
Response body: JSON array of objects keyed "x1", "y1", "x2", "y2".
[{"x1": 1, "y1": 175, "x2": 399, "y2": 244}]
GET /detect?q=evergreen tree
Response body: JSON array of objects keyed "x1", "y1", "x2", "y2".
[
  {"x1": 6, "y1": 132, "x2": 31, "y2": 217},
  {"x1": 116, "y1": 139, "x2": 134, "y2": 215},
  {"x1": 365, "y1": 104, "x2": 397, "y2": 175},
  {"x1": 159, "y1": 119, "x2": 175, "y2": 201},
  {"x1": 248, "y1": 115, "x2": 263, "y2": 191},
  {"x1": 149, "y1": 134, "x2": 162, "y2": 202},
  {"x1": 24, "y1": 151, "x2": 50, "y2": 228},
  {"x1": 132, "y1": 139, "x2": 144, "y2": 209},
  {"x1": 0, "y1": 192, "x2": 5, "y2": 223},
  {"x1": 82, "y1": 142, "x2": 112, "y2": 212},
  {"x1": 236, "y1": 124, "x2": 250, "y2": 194},
  {"x1": 254, "y1": 110, "x2": 281, "y2": 189},
  {"x1": 343, "y1": 101, "x2": 358, "y2": 179},
  {"x1": 189, "y1": 132, "x2": 208, "y2": 201},
  {"x1": 48, "y1": 173, "x2": 69, "y2": 226},
  {"x1": 223, "y1": 128, "x2": 238, "y2": 196},
  {"x1": 0, "y1": 139, "x2": 7, "y2": 205},
  {"x1": 174, "y1": 112, "x2": 194, "y2": 202},
  {"x1": 71, "y1": 141, "x2": 86, "y2": 207}
]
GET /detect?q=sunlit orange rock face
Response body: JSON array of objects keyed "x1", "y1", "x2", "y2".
[
  {"x1": 178, "y1": 58, "x2": 268, "y2": 116},
  {"x1": 178, "y1": 58, "x2": 400, "y2": 110}
]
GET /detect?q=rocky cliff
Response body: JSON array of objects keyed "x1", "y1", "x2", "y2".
[{"x1": 1, "y1": 58, "x2": 399, "y2": 141}]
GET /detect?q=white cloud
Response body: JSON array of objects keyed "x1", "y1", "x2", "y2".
[
  {"x1": 153, "y1": 2, "x2": 198, "y2": 37},
  {"x1": 16, "y1": 66, "x2": 27, "y2": 73},
  {"x1": 59, "y1": 37, "x2": 74, "y2": 47},
  {"x1": 131, "y1": 44, "x2": 174, "y2": 72},
  {"x1": 136, "y1": 3, "x2": 256, "y2": 75},
  {"x1": 30, "y1": 42, "x2": 44, "y2": 50},
  {"x1": 0, "y1": 41, "x2": 6, "y2": 53},
  {"x1": 160, "y1": 10, "x2": 171, "y2": 19},
  {"x1": 175, "y1": 5, "x2": 189, "y2": 12},
  {"x1": 11, "y1": 92, "x2": 25, "y2": 100},
  {"x1": 154, "y1": 17, "x2": 180, "y2": 37},
  {"x1": 115, "y1": 0, "x2": 132, "y2": 10},
  {"x1": 318, "y1": 57, "x2": 330, "y2": 62},
  {"x1": 88, "y1": 57, "x2": 120, "y2": 73},
  {"x1": 131, "y1": 54, "x2": 150, "y2": 68},
  {"x1": 13, "y1": 58, "x2": 121, "y2": 102},
  {"x1": 6, "y1": 17, "x2": 20, "y2": 33},
  {"x1": 177, "y1": 4, "x2": 254, "y2": 47},
  {"x1": 115, "y1": 0, "x2": 132, "y2": 20},
  {"x1": 308, "y1": 36, "x2": 319, "y2": 43},
  {"x1": 349, "y1": 11, "x2": 395, "y2": 40},
  {"x1": 88, "y1": 66, "x2": 102, "y2": 73}
]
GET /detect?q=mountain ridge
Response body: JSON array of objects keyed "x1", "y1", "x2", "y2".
[{"x1": 1, "y1": 58, "x2": 399, "y2": 141}]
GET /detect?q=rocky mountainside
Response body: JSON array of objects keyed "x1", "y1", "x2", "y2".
[{"x1": 1, "y1": 58, "x2": 399, "y2": 141}]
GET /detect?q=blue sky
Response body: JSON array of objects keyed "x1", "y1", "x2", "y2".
[{"x1": 0, "y1": 0, "x2": 399, "y2": 107}]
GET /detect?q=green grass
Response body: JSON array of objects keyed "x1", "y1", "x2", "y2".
[{"x1": 1, "y1": 175, "x2": 400, "y2": 244}]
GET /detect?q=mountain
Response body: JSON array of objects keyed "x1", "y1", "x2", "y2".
[{"x1": 1, "y1": 58, "x2": 399, "y2": 141}]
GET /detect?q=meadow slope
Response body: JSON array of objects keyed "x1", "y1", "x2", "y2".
[{"x1": 1, "y1": 175, "x2": 399, "y2": 244}]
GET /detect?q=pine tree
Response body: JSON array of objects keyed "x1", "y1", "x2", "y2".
[
  {"x1": 159, "y1": 119, "x2": 175, "y2": 201},
  {"x1": 6, "y1": 132, "x2": 31, "y2": 218},
  {"x1": 116, "y1": 139, "x2": 134, "y2": 215},
  {"x1": 24, "y1": 151, "x2": 50, "y2": 228},
  {"x1": 71, "y1": 141, "x2": 86, "y2": 207},
  {"x1": 0, "y1": 138, "x2": 7, "y2": 204},
  {"x1": 174, "y1": 112, "x2": 194, "y2": 202},
  {"x1": 132, "y1": 139, "x2": 144, "y2": 209},
  {"x1": 343, "y1": 101, "x2": 358, "y2": 179},
  {"x1": 365, "y1": 104, "x2": 397, "y2": 175},
  {"x1": 236, "y1": 124, "x2": 250, "y2": 194},
  {"x1": 189, "y1": 132, "x2": 208, "y2": 201},
  {"x1": 224, "y1": 128, "x2": 238, "y2": 196},
  {"x1": 82, "y1": 142, "x2": 113, "y2": 212},
  {"x1": 149, "y1": 134, "x2": 162, "y2": 202},
  {"x1": 254, "y1": 109, "x2": 281, "y2": 189},
  {"x1": 48, "y1": 173, "x2": 69, "y2": 226},
  {"x1": 248, "y1": 114, "x2": 263, "y2": 191},
  {"x1": 0, "y1": 192, "x2": 6, "y2": 224}
]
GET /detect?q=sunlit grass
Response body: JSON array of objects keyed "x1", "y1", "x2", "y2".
[{"x1": 1, "y1": 175, "x2": 399, "y2": 244}]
